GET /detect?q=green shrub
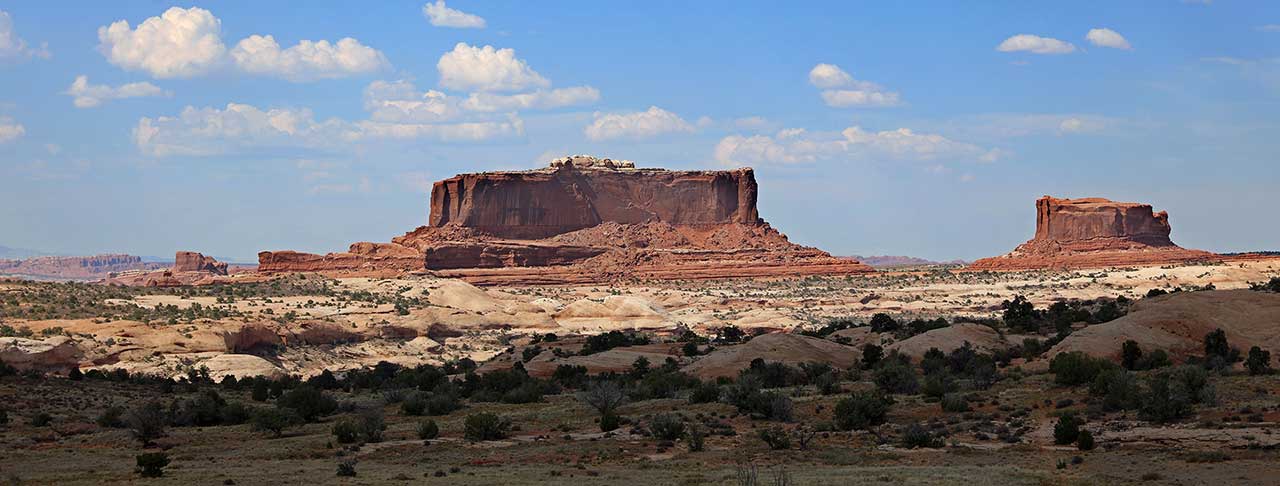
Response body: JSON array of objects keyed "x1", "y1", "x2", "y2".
[
  {"x1": 252, "y1": 407, "x2": 300, "y2": 437},
  {"x1": 758, "y1": 426, "x2": 790, "y2": 450},
  {"x1": 686, "y1": 426, "x2": 705, "y2": 452},
  {"x1": 332, "y1": 418, "x2": 361, "y2": 444},
  {"x1": 1049, "y1": 352, "x2": 1114, "y2": 386},
  {"x1": 1140, "y1": 366, "x2": 1213, "y2": 423},
  {"x1": 1121, "y1": 340, "x2": 1143, "y2": 370},
  {"x1": 417, "y1": 419, "x2": 439, "y2": 440},
  {"x1": 873, "y1": 359, "x2": 919, "y2": 394},
  {"x1": 126, "y1": 400, "x2": 166, "y2": 445},
  {"x1": 900, "y1": 423, "x2": 942, "y2": 448},
  {"x1": 600, "y1": 411, "x2": 621, "y2": 432},
  {"x1": 861, "y1": 344, "x2": 884, "y2": 369},
  {"x1": 336, "y1": 459, "x2": 357, "y2": 477},
  {"x1": 135, "y1": 452, "x2": 170, "y2": 478},
  {"x1": 276, "y1": 386, "x2": 337, "y2": 422},
  {"x1": 96, "y1": 406, "x2": 125, "y2": 428},
  {"x1": 425, "y1": 393, "x2": 462, "y2": 415},
  {"x1": 1054, "y1": 414, "x2": 1081, "y2": 445},
  {"x1": 30, "y1": 412, "x2": 52, "y2": 427},
  {"x1": 649, "y1": 413, "x2": 686, "y2": 441},
  {"x1": 1077, "y1": 430, "x2": 1095, "y2": 451},
  {"x1": 940, "y1": 394, "x2": 969, "y2": 413},
  {"x1": 1246, "y1": 346, "x2": 1272, "y2": 375},
  {"x1": 359, "y1": 410, "x2": 386, "y2": 443},
  {"x1": 0, "y1": 409, "x2": 8, "y2": 425},
  {"x1": 833, "y1": 391, "x2": 891, "y2": 431},
  {"x1": 1089, "y1": 368, "x2": 1140, "y2": 412},
  {"x1": 921, "y1": 373, "x2": 955, "y2": 399},
  {"x1": 401, "y1": 393, "x2": 427, "y2": 416},
  {"x1": 464, "y1": 412, "x2": 511, "y2": 441},
  {"x1": 688, "y1": 381, "x2": 721, "y2": 404}
]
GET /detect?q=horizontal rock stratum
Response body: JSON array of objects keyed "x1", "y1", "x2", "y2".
[
  {"x1": 259, "y1": 155, "x2": 873, "y2": 283},
  {"x1": 968, "y1": 196, "x2": 1218, "y2": 271}
]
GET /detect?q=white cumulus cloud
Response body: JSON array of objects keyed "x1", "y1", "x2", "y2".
[
  {"x1": 437, "y1": 43, "x2": 549, "y2": 92},
  {"x1": 64, "y1": 75, "x2": 169, "y2": 108},
  {"x1": 808, "y1": 63, "x2": 901, "y2": 107},
  {"x1": 1085, "y1": 28, "x2": 1132, "y2": 50},
  {"x1": 98, "y1": 7, "x2": 389, "y2": 82},
  {"x1": 422, "y1": 0, "x2": 486, "y2": 29},
  {"x1": 996, "y1": 34, "x2": 1077, "y2": 55},
  {"x1": 363, "y1": 80, "x2": 461, "y2": 123},
  {"x1": 0, "y1": 10, "x2": 49, "y2": 61},
  {"x1": 97, "y1": 7, "x2": 226, "y2": 78},
  {"x1": 461, "y1": 86, "x2": 600, "y2": 112},
  {"x1": 0, "y1": 117, "x2": 24, "y2": 143},
  {"x1": 584, "y1": 106, "x2": 695, "y2": 141},
  {"x1": 231, "y1": 35, "x2": 389, "y2": 81}
]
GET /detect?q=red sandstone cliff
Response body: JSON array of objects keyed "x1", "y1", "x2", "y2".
[
  {"x1": 259, "y1": 156, "x2": 872, "y2": 283},
  {"x1": 0, "y1": 254, "x2": 161, "y2": 281},
  {"x1": 173, "y1": 251, "x2": 229, "y2": 275},
  {"x1": 969, "y1": 196, "x2": 1217, "y2": 271}
]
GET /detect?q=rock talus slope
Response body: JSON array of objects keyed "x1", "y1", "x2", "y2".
[{"x1": 969, "y1": 196, "x2": 1217, "y2": 271}]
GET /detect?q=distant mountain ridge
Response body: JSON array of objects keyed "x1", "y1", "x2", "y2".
[{"x1": 850, "y1": 255, "x2": 967, "y2": 268}]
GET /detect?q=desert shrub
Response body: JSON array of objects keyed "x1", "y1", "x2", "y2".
[
  {"x1": 276, "y1": 386, "x2": 337, "y2": 422},
  {"x1": 861, "y1": 344, "x2": 884, "y2": 369},
  {"x1": 767, "y1": 394, "x2": 794, "y2": 422},
  {"x1": 135, "y1": 452, "x2": 170, "y2": 478},
  {"x1": 417, "y1": 419, "x2": 439, "y2": 440},
  {"x1": 600, "y1": 411, "x2": 621, "y2": 432},
  {"x1": 921, "y1": 373, "x2": 955, "y2": 399},
  {"x1": 127, "y1": 400, "x2": 166, "y2": 445},
  {"x1": 758, "y1": 426, "x2": 790, "y2": 450},
  {"x1": 220, "y1": 401, "x2": 251, "y2": 425},
  {"x1": 833, "y1": 391, "x2": 891, "y2": 431},
  {"x1": 900, "y1": 423, "x2": 942, "y2": 448},
  {"x1": 1137, "y1": 349, "x2": 1172, "y2": 370},
  {"x1": 1121, "y1": 340, "x2": 1143, "y2": 370},
  {"x1": 1001, "y1": 295, "x2": 1041, "y2": 332},
  {"x1": 0, "y1": 409, "x2": 8, "y2": 425},
  {"x1": 251, "y1": 380, "x2": 269, "y2": 401},
  {"x1": 96, "y1": 406, "x2": 125, "y2": 428},
  {"x1": 630, "y1": 369, "x2": 700, "y2": 400},
  {"x1": 336, "y1": 459, "x2": 357, "y2": 477},
  {"x1": 649, "y1": 413, "x2": 686, "y2": 441},
  {"x1": 252, "y1": 407, "x2": 300, "y2": 437},
  {"x1": 740, "y1": 359, "x2": 804, "y2": 389},
  {"x1": 426, "y1": 393, "x2": 462, "y2": 416},
  {"x1": 332, "y1": 418, "x2": 361, "y2": 444},
  {"x1": 689, "y1": 381, "x2": 721, "y2": 404},
  {"x1": 873, "y1": 359, "x2": 919, "y2": 394},
  {"x1": 1053, "y1": 414, "x2": 1081, "y2": 445},
  {"x1": 940, "y1": 394, "x2": 969, "y2": 413},
  {"x1": 580, "y1": 331, "x2": 650, "y2": 355},
  {"x1": 1049, "y1": 352, "x2": 1114, "y2": 386},
  {"x1": 30, "y1": 412, "x2": 52, "y2": 427},
  {"x1": 1089, "y1": 368, "x2": 1140, "y2": 412},
  {"x1": 1077, "y1": 430, "x2": 1095, "y2": 451},
  {"x1": 579, "y1": 380, "x2": 627, "y2": 415},
  {"x1": 920, "y1": 348, "x2": 947, "y2": 375},
  {"x1": 686, "y1": 426, "x2": 705, "y2": 452},
  {"x1": 401, "y1": 393, "x2": 427, "y2": 416},
  {"x1": 551, "y1": 364, "x2": 589, "y2": 388},
  {"x1": 359, "y1": 409, "x2": 386, "y2": 443},
  {"x1": 869, "y1": 313, "x2": 899, "y2": 333},
  {"x1": 1246, "y1": 346, "x2": 1272, "y2": 375},
  {"x1": 1202, "y1": 329, "x2": 1240, "y2": 369},
  {"x1": 1140, "y1": 366, "x2": 1213, "y2": 423},
  {"x1": 464, "y1": 412, "x2": 511, "y2": 441}
]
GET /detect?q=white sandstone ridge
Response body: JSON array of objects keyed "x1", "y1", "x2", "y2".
[{"x1": 548, "y1": 154, "x2": 637, "y2": 170}]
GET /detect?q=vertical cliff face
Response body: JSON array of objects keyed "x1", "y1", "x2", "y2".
[
  {"x1": 173, "y1": 251, "x2": 229, "y2": 275},
  {"x1": 429, "y1": 164, "x2": 761, "y2": 239},
  {"x1": 1033, "y1": 197, "x2": 1174, "y2": 247},
  {"x1": 969, "y1": 196, "x2": 1215, "y2": 271}
]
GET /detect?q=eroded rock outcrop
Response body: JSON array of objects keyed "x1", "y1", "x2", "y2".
[
  {"x1": 969, "y1": 196, "x2": 1218, "y2": 271},
  {"x1": 173, "y1": 251, "x2": 228, "y2": 275},
  {"x1": 259, "y1": 155, "x2": 873, "y2": 283},
  {"x1": 0, "y1": 254, "x2": 161, "y2": 281}
]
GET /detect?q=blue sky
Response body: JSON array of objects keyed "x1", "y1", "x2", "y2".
[{"x1": 0, "y1": 1, "x2": 1277, "y2": 262}]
